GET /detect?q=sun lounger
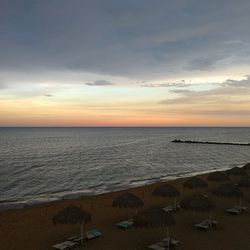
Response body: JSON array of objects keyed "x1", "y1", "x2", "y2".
[
  {"x1": 63, "y1": 241, "x2": 78, "y2": 248},
  {"x1": 148, "y1": 237, "x2": 179, "y2": 249},
  {"x1": 162, "y1": 204, "x2": 181, "y2": 212},
  {"x1": 54, "y1": 228, "x2": 102, "y2": 249},
  {"x1": 52, "y1": 242, "x2": 68, "y2": 250},
  {"x1": 52, "y1": 240, "x2": 78, "y2": 249},
  {"x1": 67, "y1": 236, "x2": 78, "y2": 241},
  {"x1": 194, "y1": 219, "x2": 218, "y2": 230},
  {"x1": 68, "y1": 228, "x2": 102, "y2": 243},
  {"x1": 226, "y1": 206, "x2": 247, "y2": 215},
  {"x1": 148, "y1": 243, "x2": 166, "y2": 250},
  {"x1": 86, "y1": 228, "x2": 102, "y2": 240},
  {"x1": 162, "y1": 237, "x2": 179, "y2": 246},
  {"x1": 116, "y1": 219, "x2": 133, "y2": 229},
  {"x1": 68, "y1": 235, "x2": 85, "y2": 244}
]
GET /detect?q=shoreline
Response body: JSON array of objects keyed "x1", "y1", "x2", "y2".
[{"x1": 0, "y1": 164, "x2": 241, "y2": 213}]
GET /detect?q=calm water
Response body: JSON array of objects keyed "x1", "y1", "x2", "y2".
[{"x1": 0, "y1": 127, "x2": 250, "y2": 210}]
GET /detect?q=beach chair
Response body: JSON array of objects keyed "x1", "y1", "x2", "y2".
[
  {"x1": 52, "y1": 240, "x2": 78, "y2": 250},
  {"x1": 148, "y1": 243, "x2": 165, "y2": 250},
  {"x1": 163, "y1": 204, "x2": 181, "y2": 213},
  {"x1": 86, "y1": 228, "x2": 102, "y2": 240},
  {"x1": 148, "y1": 237, "x2": 179, "y2": 250},
  {"x1": 162, "y1": 237, "x2": 179, "y2": 246},
  {"x1": 194, "y1": 219, "x2": 218, "y2": 230},
  {"x1": 68, "y1": 235, "x2": 85, "y2": 245},
  {"x1": 68, "y1": 228, "x2": 102, "y2": 243},
  {"x1": 52, "y1": 242, "x2": 67, "y2": 250},
  {"x1": 226, "y1": 206, "x2": 247, "y2": 215},
  {"x1": 116, "y1": 218, "x2": 134, "y2": 229}
]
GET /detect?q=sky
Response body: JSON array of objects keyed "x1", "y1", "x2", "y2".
[{"x1": 0, "y1": 0, "x2": 250, "y2": 126}]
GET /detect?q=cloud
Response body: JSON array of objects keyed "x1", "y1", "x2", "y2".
[
  {"x1": 221, "y1": 75, "x2": 250, "y2": 88},
  {"x1": 160, "y1": 75, "x2": 250, "y2": 105},
  {"x1": 140, "y1": 80, "x2": 191, "y2": 88},
  {"x1": 44, "y1": 94, "x2": 53, "y2": 97},
  {"x1": 1, "y1": 1, "x2": 250, "y2": 80},
  {"x1": 85, "y1": 80, "x2": 114, "y2": 86},
  {"x1": 185, "y1": 56, "x2": 222, "y2": 71},
  {"x1": 170, "y1": 89, "x2": 192, "y2": 94}
]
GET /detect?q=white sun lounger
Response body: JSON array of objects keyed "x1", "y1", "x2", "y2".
[
  {"x1": 116, "y1": 218, "x2": 134, "y2": 229},
  {"x1": 54, "y1": 228, "x2": 102, "y2": 249},
  {"x1": 53, "y1": 240, "x2": 78, "y2": 250},
  {"x1": 162, "y1": 237, "x2": 179, "y2": 246},
  {"x1": 68, "y1": 228, "x2": 102, "y2": 243},
  {"x1": 194, "y1": 219, "x2": 218, "y2": 230},
  {"x1": 148, "y1": 243, "x2": 166, "y2": 250},
  {"x1": 148, "y1": 237, "x2": 179, "y2": 249},
  {"x1": 194, "y1": 220, "x2": 218, "y2": 230},
  {"x1": 162, "y1": 204, "x2": 181, "y2": 213},
  {"x1": 226, "y1": 206, "x2": 247, "y2": 215}
]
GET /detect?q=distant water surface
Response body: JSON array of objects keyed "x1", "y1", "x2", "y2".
[{"x1": 0, "y1": 127, "x2": 249, "y2": 210}]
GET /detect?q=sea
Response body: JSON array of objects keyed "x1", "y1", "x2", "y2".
[{"x1": 0, "y1": 127, "x2": 249, "y2": 211}]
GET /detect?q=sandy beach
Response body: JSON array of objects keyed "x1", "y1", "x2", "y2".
[{"x1": 1, "y1": 165, "x2": 250, "y2": 250}]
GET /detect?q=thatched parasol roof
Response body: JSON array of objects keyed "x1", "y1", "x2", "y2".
[
  {"x1": 53, "y1": 206, "x2": 91, "y2": 225},
  {"x1": 212, "y1": 183, "x2": 243, "y2": 198},
  {"x1": 112, "y1": 192, "x2": 144, "y2": 208},
  {"x1": 134, "y1": 207, "x2": 175, "y2": 228},
  {"x1": 152, "y1": 184, "x2": 180, "y2": 197},
  {"x1": 183, "y1": 177, "x2": 208, "y2": 189},
  {"x1": 207, "y1": 171, "x2": 230, "y2": 182},
  {"x1": 242, "y1": 163, "x2": 250, "y2": 171},
  {"x1": 227, "y1": 167, "x2": 247, "y2": 176},
  {"x1": 180, "y1": 194, "x2": 215, "y2": 212},
  {"x1": 238, "y1": 177, "x2": 250, "y2": 188}
]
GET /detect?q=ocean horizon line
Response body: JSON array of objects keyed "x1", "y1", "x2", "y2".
[{"x1": 1, "y1": 126, "x2": 250, "y2": 128}]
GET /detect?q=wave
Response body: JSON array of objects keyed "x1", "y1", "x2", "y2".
[{"x1": 0, "y1": 163, "x2": 244, "y2": 212}]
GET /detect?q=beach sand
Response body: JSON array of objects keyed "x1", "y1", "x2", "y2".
[{"x1": 1, "y1": 168, "x2": 250, "y2": 250}]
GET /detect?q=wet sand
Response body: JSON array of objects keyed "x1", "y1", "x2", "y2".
[{"x1": 1, "y1": 167, "x2": 250, "y2": 250}]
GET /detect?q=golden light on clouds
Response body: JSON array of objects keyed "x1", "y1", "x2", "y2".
[{"x1": 1, "y1": 75, "x2": 250, "y2": 127}]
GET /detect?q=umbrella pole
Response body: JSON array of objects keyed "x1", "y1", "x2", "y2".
[
  {"x1": 81, "y1": 223, "x2": 83, "y2": 244},
  {"x1": 167, "y1": 227, "x2": 170, "y2": 250},
  {"x1": 209, "y1": 212, "x2": 212, "y2": 229}
]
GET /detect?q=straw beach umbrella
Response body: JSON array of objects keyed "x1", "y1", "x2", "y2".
[
  {"x1": 180, "y1": 194, "x2": 215, "y2": 228},
  {"x1": 112, "y1": 192, "x2": 144, "y2": 214},
  {"x1": 134, "y1": 207, "x2": 175, "y2": 249},
  {"x1": 134, "y1": 207, "x2": 175, "y2": 227},
  {"x1": 53, "y1": 206, "x2": 91, "y2": 244},
  {"x1": 237, "y1": 177, "x2": 250, "y2": 188},
  {"x1": 212, "y1": 183, "x2": 243, "y2": 198},
  {"x1": 152, "y1": 184, "x2": 180, "y2": 208},
  {"x1": 227, "y1": 167, "x2": 247, "y2": 176},
  {"x1": 212, "y1": 183, "x2": 243, "y2": 208},
  {"x1": 181, "y1": 194, "x2": 215, "y2": 211},
  {"x1": 183, "y1": 177, "x2": 208, "y2": 189},
  {"x1": 207, "y1": 171, "x2": 230, "y2": 182}
]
